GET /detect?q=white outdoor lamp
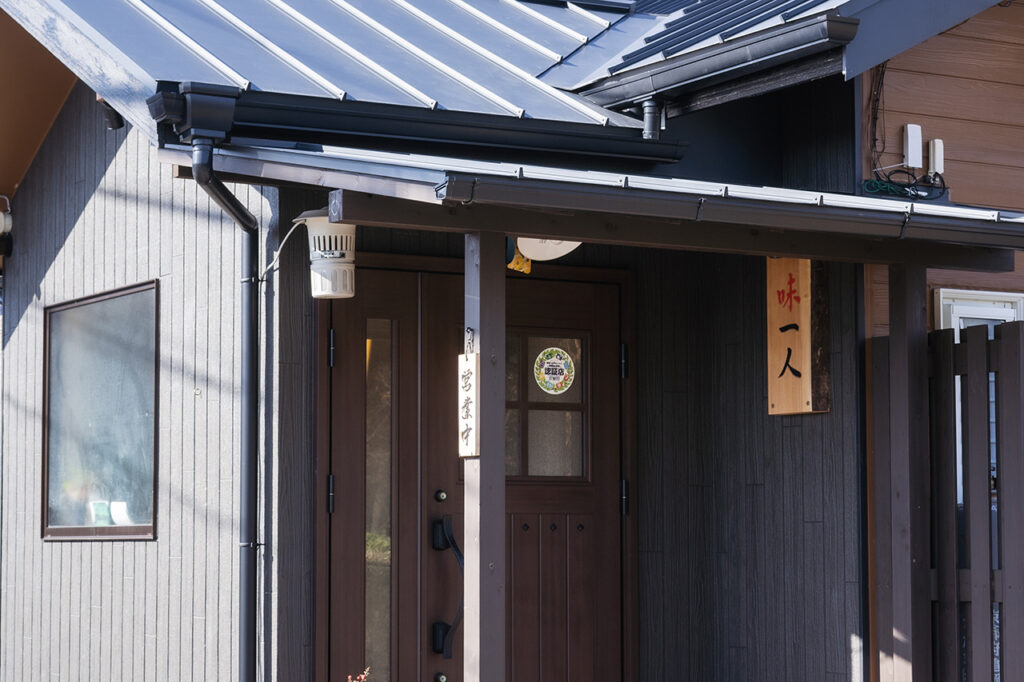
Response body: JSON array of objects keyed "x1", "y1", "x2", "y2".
[
  {"x1": 293, "y1": 208, "x2": 356, "y2": 299},
  {"x1": 0, "y1": 195, "x2": 11, "y2": 235}
]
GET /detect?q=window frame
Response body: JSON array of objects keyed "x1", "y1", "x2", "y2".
[{"x1": 42, "y1": 280, "x2": 160, "y2": 541}]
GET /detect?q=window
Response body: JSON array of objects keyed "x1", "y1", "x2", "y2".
[{"x1": 43, "y1": 281, "x2": 158, "y2": 539}]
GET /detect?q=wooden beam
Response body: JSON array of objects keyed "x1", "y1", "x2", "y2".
[
  {"x1": 887, "y1": 264, "x2": 931, "y2": 681},
  {"x1": 463, "y1": 232, "x2": 506, "y2": 682},
  {"x1": 329, "y1": 191, "x2": 1014, "y2": 272}
]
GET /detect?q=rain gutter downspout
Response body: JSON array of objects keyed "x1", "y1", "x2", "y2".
[{"x1": 192, "y1": 139, "x2": 259, "y2": 682}]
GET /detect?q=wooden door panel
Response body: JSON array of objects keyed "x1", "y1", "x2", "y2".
[
  {"x1": 568, "y1": 513, "x2": 597, "y2": 682},
  {"x1": 509, "y1": 513, "x2": 542, "y2": 680},
  {"x1": 329, "y1": 268, "x2": 623, "y2": 682}
]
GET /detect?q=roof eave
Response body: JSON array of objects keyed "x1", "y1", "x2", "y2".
[
  {"x1": 436, "y1": 172, "x2": 1024, "y2": 252},
  {"x1": 148, "y1": 82, "x2": 686, "y2": 165},
  {"x1": 581, "y1": 13, "x2": 859, "y2": 109}
]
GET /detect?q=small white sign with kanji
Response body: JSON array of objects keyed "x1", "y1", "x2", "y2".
[{"x1": 458, "y1": 352, "x2": 480, "y2": 458}]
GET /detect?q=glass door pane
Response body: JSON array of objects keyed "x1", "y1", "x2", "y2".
[{"x1": 365, "y1": 319, "x2": 393, "y2": 681}]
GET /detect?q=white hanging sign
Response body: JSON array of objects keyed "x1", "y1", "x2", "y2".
[{"x1": 458, "y1": 352, "x2": 480, "y2": 458}]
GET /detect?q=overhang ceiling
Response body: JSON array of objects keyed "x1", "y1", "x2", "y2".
[{"x1": 0, "y1": 9, "x2": 76, "y2": 197}]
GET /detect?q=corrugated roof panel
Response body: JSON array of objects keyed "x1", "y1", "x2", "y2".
[
  {"x1": 275, "y1": 0, "x2": 515, "y2": 114},
  {"x1": 338, "y1": 0, "x2": 611, "y2": 122},
  {"x1": 208, "y1": 0, "x2": 432, "y2": 106},
  {"x1": 432, "y1": 0, "x2": 585, "y2": 59},
  {"x1": 143, "y1": 0, "x2": 351, "y2": 97},
  {"x1": 62, "y1": 0, "x2": 245, "y2": 89},
  {"x1": 608, "y1": 0, "x2": 839, "y2": 73},
  {"x1": 7, "y1": 0, "x2": 649, "y2": 127},
  {"x1": 507, "y1": 1, "x2": 609, "y2": 41},
  {"x1": 539, "y1": 12, "x2": 665, "y2": 89},
  {"x1": 369, "y1": 0, "x2": 557, "y2": 75}
]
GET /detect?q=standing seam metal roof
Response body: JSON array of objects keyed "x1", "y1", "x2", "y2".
[{"x1": 1, "y1": 0, "x2": 646, "y2": 135}]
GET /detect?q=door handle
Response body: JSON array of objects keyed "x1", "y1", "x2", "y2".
[{"x1": 430, "y1": 515, "x2": 463, "y2": 659}]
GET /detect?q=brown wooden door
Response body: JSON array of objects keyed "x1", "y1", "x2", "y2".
[{"x1": 328, "y1": 268, "x2": 623, "y2": 682}]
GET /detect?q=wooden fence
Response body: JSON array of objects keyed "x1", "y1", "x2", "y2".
[{"x1": 873, "y1": 321, "x2": 1024, "y2": 681}]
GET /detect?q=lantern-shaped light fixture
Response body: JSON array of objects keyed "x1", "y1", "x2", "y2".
[{"x1": 294, "y1": 208, "x2": 356, "y2": 299}]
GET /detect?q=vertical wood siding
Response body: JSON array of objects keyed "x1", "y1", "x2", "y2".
[
  {"x1": 624, "y1": 252, "x2": 865, "y2": 682},
  {"x1": 0, "y1": 82, "x2": 279, "y2": 681},
  {"x1": 347, "y1": 234, "x2": 867, "y2": 681}
]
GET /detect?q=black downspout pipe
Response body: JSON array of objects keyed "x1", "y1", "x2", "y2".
[{"x1": 191, "y1": 139, "x2": 259, "y2": 682}]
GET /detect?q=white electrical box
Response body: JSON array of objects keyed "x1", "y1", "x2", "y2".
[
  {"x1": 929, "y1": 138, "x2": 945, "y2": 175},
  {"x1": 904, "y1": 123, "x2": 923, "y2": 169}
]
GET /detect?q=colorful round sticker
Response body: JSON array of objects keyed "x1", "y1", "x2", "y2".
[{"x1": 534, "y1": 347, "x2": 575, "y2": 395}]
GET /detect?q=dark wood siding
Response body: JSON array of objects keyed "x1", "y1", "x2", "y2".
[
  {"x1": 347, "y1": 234, "x2": 867, "y2": 681},
  {"x1": 622, "y1": 252, "x2": 865, "y2": 682},
  {"x1": 659, "y1": 75, "x2": 857, "y2": 194}
]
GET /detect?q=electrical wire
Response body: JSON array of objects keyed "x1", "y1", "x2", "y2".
[
  {"x1": 864, "y1": 60, "x2": 947, "y2": 201},
  {"x1": 259, "y1": 220, "x2": 304, "y2": 281},
  {"x1": 864, "y1": 170, "x2": 947, "y2": 200}
]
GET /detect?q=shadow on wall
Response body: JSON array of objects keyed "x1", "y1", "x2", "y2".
[{"x1": 2, "y1": 81, "x2": 129, "y2": 346}]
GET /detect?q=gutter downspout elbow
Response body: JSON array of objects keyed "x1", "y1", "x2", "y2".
[
  {"x1": 642, "y1": 100, "x2": 661, "y2": 141},
  {"x1": 191, "y1": 138, "x2": 260, "y2": 682}
]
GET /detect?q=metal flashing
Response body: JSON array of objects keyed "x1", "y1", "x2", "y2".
[
  {"x1": 582, "y1": 12, "x2": 858, "y2": 107},
  {"x1": 149, "y1": 84, "x2": 682, "y2": 163}
]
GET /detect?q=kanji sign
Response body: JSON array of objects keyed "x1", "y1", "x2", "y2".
[
  {"x1": 458, "y1": 352, "x2": 480, "y2": 458},
  {"x1": 766, "y1": 258, "x2": 830, "y2": 415}
]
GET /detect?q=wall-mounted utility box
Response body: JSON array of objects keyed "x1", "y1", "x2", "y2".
[{"x1": 904, "y1": 123, "x2": 923, "y2": 169}]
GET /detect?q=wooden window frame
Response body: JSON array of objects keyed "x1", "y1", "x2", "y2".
[{"x1": 42, "y1": 280, "x2": 160, "y2": 541}]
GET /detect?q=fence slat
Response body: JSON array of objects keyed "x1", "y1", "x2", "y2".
[
  {"x1": 929, "y1": 329, "x2": 958, "y2": 681},
  {"x1": 962, "y1": 324, "x2": 992, "y2": 681},
  {"x1": 872, "y1": 338, "x2": 894, "y2": 682},
  {"x1": 996, "y1": 321, "x2": 1024, "y2": 675},
  {"x1": 888, "y1": 264, "x2": 931, "y2": 682}
]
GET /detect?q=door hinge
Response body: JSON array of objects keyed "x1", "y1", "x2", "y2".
[
  {"x1": 328, "y1": 328, "x2": 335, "y2": 368},
  {"x1": 620, "y1": 479, "x2": 629, "y2": 517},
  {"x1": 327, "y1": 473, "x2": 336, "y2": 514},
  {"x1": 620, "y1": 342, "x2": 628, "y2": 380}
]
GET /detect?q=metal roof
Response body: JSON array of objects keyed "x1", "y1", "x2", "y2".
[
  {"x1": 156, "y1": 141, "x2": 1024, "y2": 251},
  {"x1": 0, "y1": 0, "x2": 647, "y2": 143}
]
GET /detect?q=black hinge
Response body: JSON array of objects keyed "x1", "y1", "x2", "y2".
[
  {"x1": 620, "y1": 342, "x2": 628, "y2": 380},
  {"x1": 327, "y1": 473, "x2": 336, "y2": 514},
  {"x1": 620, "y1": 479, "x2": 629, "y2": 516},
  {"x1": 329, "y1": 328, "x2": 335, "y2": 368}
]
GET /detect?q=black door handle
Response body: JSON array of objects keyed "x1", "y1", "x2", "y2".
[{"x1": 430, "y1": 515, "x2": 463, "y2": 659}]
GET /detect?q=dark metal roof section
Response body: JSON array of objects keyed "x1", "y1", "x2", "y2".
[
  {"x1": 147, "y1": 81, "x2": 685, "y2": 164},
  {"x1": 582, "y1": 11, "x2": 857, "y2": 107},
  {"x1": 613, "y1": 0, "x2": 835, "y2": 73}
]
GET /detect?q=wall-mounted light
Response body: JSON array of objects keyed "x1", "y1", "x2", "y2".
[
  {"x1": 293, "y1": 208, "x2": 356, "y2": 299},
  {"x1": 0, "y1": 195, "x2": 11, "y2": 235},
  {"x1": 0, "y1": 195, "x2": 13, "y2": 258}
]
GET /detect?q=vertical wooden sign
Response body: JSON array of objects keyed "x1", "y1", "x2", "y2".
[
  {"x1": 458, "y1": 352, "x2": 480, "y2": 457},
  {"x1": 766, "y1": 257, "x2": 830, "y2": 415}
]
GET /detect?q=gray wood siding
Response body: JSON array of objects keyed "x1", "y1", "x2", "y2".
[{"x1": 0, "y1": 82, "x2": 280, "y2": 681}]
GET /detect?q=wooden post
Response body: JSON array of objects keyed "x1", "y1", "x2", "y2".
[
  {"x1": 464, "y1": 232, "x2": 506, "y2": 682},
  {"x1": 887, "y1": 264, "x2": 931, "y2": 681},
  {"x1": 996, "y1": 322, "x2": 1024, "y2": 675}
]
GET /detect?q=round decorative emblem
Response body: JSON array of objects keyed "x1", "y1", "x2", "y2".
[{"x1": 534, "y1": 347, "x2": 575, "y2": 395}]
